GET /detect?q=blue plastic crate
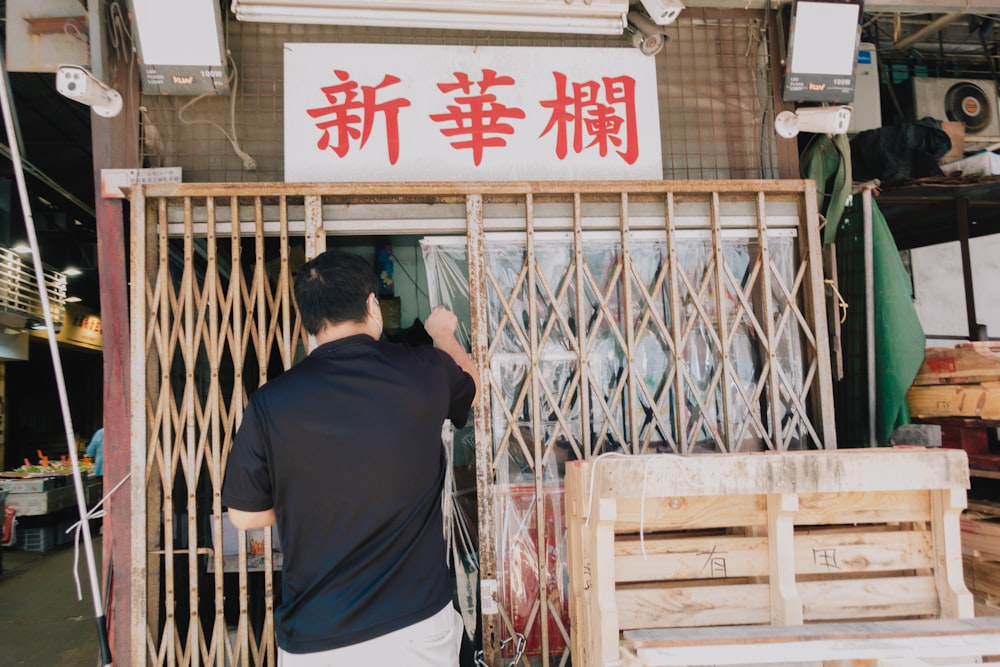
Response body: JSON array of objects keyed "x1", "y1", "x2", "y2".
[{"x1": 17, "y1": 526, "x2": 56, "y2": 552}]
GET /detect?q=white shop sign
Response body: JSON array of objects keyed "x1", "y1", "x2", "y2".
[
  {"x1": 284, "y1": 43, "x2": 662, "y2": 182},
  {"x1": 100, "y1": 167, "x2": 182, "y2": 199}
]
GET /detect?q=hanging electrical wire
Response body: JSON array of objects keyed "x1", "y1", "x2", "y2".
[
  {"x1": 177, "y1": 54, "x2": 257, "y2": 171},
  {"x1": 0, "y1": 58, "x2": 112, "y2": 667}
]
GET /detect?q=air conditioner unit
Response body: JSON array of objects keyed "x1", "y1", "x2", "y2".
[
  {"x1": 912, "y1": 77, "x2": 1000, "y2": 137},
  {"x1": 848, "y1": 42, "x2": 881, "y2": 134}
]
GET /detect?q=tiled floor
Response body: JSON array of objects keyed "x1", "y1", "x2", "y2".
[{"x1": 0, "y1": 534, "x2": 105, "y2": 666}]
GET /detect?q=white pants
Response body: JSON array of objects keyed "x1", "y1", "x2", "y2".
[{"x1": 277, "y1": 604, "x2": 463, "y2": 667}]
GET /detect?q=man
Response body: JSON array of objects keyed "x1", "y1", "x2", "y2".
[
  {"x1": 222, "y1": 249, "x2": 478, "y2": 666},
  {"x1": 86, "y1": 427, "x2": 104, "y2": 478}
]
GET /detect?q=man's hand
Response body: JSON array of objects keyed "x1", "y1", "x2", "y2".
[
  {"x1": 425, "y1": 306, "x2": 479, "y2": 405},
  {"x1": 424, "y1": 306, "x2": 459, "y2": 342}
]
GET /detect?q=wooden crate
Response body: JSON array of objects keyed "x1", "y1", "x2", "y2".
[
  {"x1": 964, "y1": 513, "x2": 1000, "y2": 605},
  {"x1": 565, "y1": 448, "x2": 1000, "y2": 667},
  {"x1": 914, "y1": 343, "x2": 1000, "y2": 385},
  {"x1": 907, "y1": 382, "x2": 1000, "y2": 420}
]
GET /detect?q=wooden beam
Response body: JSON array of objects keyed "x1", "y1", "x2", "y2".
[
  {"x1": 769, "y1": 493, "x2": 803, "y2": 625},
  {"x1": 623, "y1": 616, "x2": 1000, "y2": 646},
  {"x1": 24, "y1": 15, "x2": 87, "y2": 35},
  {"x1": 588, "y1": 449, "x2": 969, "y2": 499}
]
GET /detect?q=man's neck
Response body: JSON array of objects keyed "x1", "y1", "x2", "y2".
[{"x1": 314, "y1": 320, "x2": 375, "y2": 347}]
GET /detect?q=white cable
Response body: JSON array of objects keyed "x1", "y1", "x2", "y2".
[
  {"x1": 176, "y1": 55, "x2": 257, "y2": 171},
  {"x1": 68, "y1": 473, "x2": 132, "y2": 600},
  {"x1": 583, "y1": 452, "x2": 706, "y2": 559},
  {"x1": 0, "y1": 57, "x2": 108, "y2": 656}
]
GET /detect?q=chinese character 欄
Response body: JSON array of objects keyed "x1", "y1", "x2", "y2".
[{"x1": 540, "y1": 73, "x2": 639, "y2": 164}]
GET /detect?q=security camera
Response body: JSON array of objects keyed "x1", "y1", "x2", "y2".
[
  {"x1": 630, "y1": 29, "x2": 667, "y2": 57},
  {"x1": 628, "y1": 10, "x2": 668, "y2": 56},
  {"x1": 55, "y1": 65, "x2": 123, "y2": 118},
  {"x1": 638, "y1": 0, "x2": 685, "y2": 26},
  {"x1": 774, "y1": 106, "x2": 853, "y2": 139}
]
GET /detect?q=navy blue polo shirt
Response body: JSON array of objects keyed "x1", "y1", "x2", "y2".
[{"x1": 222, "y1": 334, "x2": 476, "y2": 653}]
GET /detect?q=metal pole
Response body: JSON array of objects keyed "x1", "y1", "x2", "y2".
[
  {"x1": 955, "y1": 198, "x2": 982, "y2": 341},
  {"x1": 0, "y1": 63, "x2": 112, "y2": 665},
  {"x1": 862, "y1": 187, "x2": 877, "y2": 447}
]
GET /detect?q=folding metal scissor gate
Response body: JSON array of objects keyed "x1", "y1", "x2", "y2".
[{"x1": 129, "y1": 180, "x2": 834, "y2": 667}]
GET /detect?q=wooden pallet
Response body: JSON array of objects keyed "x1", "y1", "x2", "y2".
[
  {"x1": 565, "y1": 448, "x2": 1000, "y2": 667},
  {"x1": 964, "y1": 513, "x2": 1000, "y2": 606},
  {"x1": 914, "y1": 343, "x2": 1000, "y2": 385},
  {"x1": 907, "y1": 382, "x2": 1000, "y2": 420},
  {"x1": 910, "y1": 344, "x2": 1000, "y2": 421}
]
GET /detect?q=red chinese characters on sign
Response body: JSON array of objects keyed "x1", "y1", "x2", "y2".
[
  {"x1": 540, "y1": 72, "x2": 639, "y2": 165},
  {"x1": 306, "y1": 70, "x2": 412, "y2": 164},
  {"x1": 74, "y1": 314, "x2": 102, "y2": 334},
  {"x1": 303, "y1": 68, "x2": 644, "y2": 168},
  {"x1": 429, "y1": 70, "x2": 526, "y2": 166}
]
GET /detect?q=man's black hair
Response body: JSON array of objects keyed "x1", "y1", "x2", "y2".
[{"x1": 294, "y1": 249, "x2": 378, "y2": 335}]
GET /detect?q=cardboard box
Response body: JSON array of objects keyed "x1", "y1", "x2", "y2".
[{"x1": 940, "y1": 121, "x2": 965, "y2": 162}]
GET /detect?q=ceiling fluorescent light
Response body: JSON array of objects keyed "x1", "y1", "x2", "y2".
[
  {"x1": 65, "y1": 296, "x2": 83, "y2": 303},
  {"x1": 231, "y1": 0, "x2": 629, "y2": 35}
]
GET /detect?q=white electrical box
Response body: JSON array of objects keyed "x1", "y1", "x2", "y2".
[{"x1": 848, "y1": 42, "x2": 881, "y2": 134}]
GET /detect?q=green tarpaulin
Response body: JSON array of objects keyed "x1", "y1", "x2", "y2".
[{"x1": 802, "y1": 134, "x2": 926, "y2": 445}]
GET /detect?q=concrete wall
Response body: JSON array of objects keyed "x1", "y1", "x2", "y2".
[{"x1": 911, "y1": 235, "x2": 1000, "y2": 347}]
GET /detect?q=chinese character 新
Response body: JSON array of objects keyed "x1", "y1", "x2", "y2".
[
  {"x1": 540, "y1": 73, "x2": 639, "y2": 164},
  {"x1": 429, "y1": 70, "x2": 526, "y2": 166},
  {"x1": 306, "y1": 70, "x2": 412, "y2": 165}
]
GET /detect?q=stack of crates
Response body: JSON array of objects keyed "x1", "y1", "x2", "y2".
[{"x1": 0, "y1": 476, "x2": 71, "y2": 553}]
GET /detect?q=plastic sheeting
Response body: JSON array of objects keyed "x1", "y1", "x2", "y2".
[{"x1": 422, "y1": 229, "x2": 812, "y2": 660}]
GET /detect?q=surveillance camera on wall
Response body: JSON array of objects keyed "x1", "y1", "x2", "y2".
[
  {"x1": 628, "y1": 10, "x2": 668, "y2": 56},
  {"x1": 55, "y1": 65, "x2": 123, "y2": 118},
  {"x1": 630, "y1": 29, "x2": 667, "y2": 57},
  {"x1": 638, "y1": 0, "x2": 685, "y2": 26},
  {"x1": 774, "y1": 106, "x2": 853, "y2": 139}
]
